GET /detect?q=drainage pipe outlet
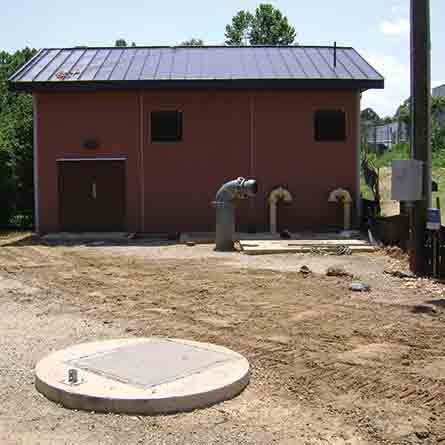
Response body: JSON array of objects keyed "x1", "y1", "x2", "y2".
[
  {"x1": 328, "y1": 188, "x2": 353, "y2": 231},
  {"x1": 268, "y1": 187, "x2": 293, "y2": 235}
]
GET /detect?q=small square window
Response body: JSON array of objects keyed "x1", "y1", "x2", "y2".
[
  {"x1": 151, "y1": 111, "x2": 183, "y2": 142},
  {"x1": 314, "y1": 110, "x2": 346, "y2": 142}
]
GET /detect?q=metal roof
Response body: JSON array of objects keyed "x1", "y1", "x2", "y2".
[{"x1": 9, "y1": 46, "x2": 384, "y2": 92}]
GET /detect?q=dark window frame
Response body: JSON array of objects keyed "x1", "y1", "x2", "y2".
[
  {"x1": 314, "y1": 110, "x2": 347, "y2": 142},
  {"x1": 150, "y1": 110, "x2": 183, "y2": 143}
]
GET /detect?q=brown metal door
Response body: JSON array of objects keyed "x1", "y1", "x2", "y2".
[{"x1": 59, "y1": 160, "x2": 125, "y2": 231}]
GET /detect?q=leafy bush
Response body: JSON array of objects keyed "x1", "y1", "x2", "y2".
[
  {"x1": 432, "y1": 124, "x2": 445, "y2": 153},
  {"x1": 9, "y1": 210, "x2": 34, "y2": 229},
  {"x1": 0, "y1": 149, "x2": 15, "y2": 225}
]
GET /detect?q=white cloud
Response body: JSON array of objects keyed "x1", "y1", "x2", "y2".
[
  {"x1": 380, "y1": 18, "x2": 409, "y2": 35},
  {"x1": 360, "y1": 51, "x2": 410, "y2": 117}
]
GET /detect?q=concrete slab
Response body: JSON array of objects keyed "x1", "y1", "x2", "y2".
[
  {"x1": 35, "y1": 338, "x2": 249, "y2": 415},
  {"x1": 180, "y1": 231, "x2": 369, "y2": 244},
  {"x1": 239, "y1": 240, "x2": 376, "y2": 255},
  {"x1": 42, "y1": 232, "x2": 130, "y2": 242}
]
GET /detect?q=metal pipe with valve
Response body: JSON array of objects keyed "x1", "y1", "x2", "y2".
[{"x1": 213, "y1": 177, "x2": 258, "y2": 251}]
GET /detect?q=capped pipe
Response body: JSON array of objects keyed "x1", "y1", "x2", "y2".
[{"x1": 213, "y1": 177, "x2": 258, "y2": 251}]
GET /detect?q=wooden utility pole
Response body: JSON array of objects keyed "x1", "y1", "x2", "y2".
[{"x1": 410, "y1": 0, "x2": 432, "y2": 274}]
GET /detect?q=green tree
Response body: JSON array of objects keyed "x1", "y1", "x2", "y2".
[
  {"x1": 0, "y1": 47, "x2": 36, "y2": 225},
  {"x1": 225, "y1": 4, "x2": 296, "y2": 45},
  {"x1": 395, "y1": 96, "x2": 445, "y2": 143},
  {"x1": 432, "y1": 123, "x2": 445, "y2": 152},
  {"x1": 225, "y1": 11, "x2": 253, "y2": 45},
  {"x1": 361, "y1": 107, "x2": 381, "y2": 124},
  {"x1": 180, "y1": 38, "x2": 204, "y2": 46},
  {"x1": 432, "y1": 96, "x2": 445, "y2": 118},
  {"x1": 115, "y1": 39, "x2": 128, "y2": 47}
]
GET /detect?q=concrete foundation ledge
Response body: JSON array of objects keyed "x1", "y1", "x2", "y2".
[
  {"x1": 35, "y1": 338, "x2": 250, "y2": 415},
  {"x1": 41, "y1": 232, "x2": 131, "y2": 242}
]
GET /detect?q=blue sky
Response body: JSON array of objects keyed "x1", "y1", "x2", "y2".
[{"x1": 2, "y1": 0, "x2": 444, "y2": 117}]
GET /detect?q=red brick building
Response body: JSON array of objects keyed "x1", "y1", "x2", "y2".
[{"x1": 9, "y1": 46, "x2": 384, "y2": 234}]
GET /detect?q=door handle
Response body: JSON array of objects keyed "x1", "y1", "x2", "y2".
[{"x1": 92, "y1": 181, "x2": 97, "y2": 199}]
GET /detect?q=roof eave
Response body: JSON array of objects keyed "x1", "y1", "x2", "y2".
[{"x1": 8, "y1": 78, "x2": 384, "y2": 93}]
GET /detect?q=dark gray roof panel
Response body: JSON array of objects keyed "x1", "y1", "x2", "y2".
[
  {"x1": 255, "y1": 48, "x2": 276, "y2": 78},
  {"x1": 317, "y1": 48, "x2": 351, "y2": 79},
  {"x1": 49, "y1": 49, "x2": 85, "y2": 81},
  {"x1": 156, "y1": 48, "x2": 175, "y2": 79},
  {"x1": 297, "y1": 48, "x2": 323, "y2": 78},
  {"x1": 278, "y1": 48, "x2": 306, "y2": 78},
  {"x1": 185, "y1": 48, "x2": 202, "y2": 78},
  {"x1": 34, "y1": 49, "x2": 72, "y2": 81},
  {"x1": 95, "y1": 48, "x2": 123, "y2": 80},
  {"x1": 125, "y1": 48, "x2": 149, "y2": 80},
  {"x1": 22, "y1": 50, "x2": 61, "y2": 81},
  {"x1": 69, "y1": 49, "x2": 97, "y2": 80},
  {"x1": 224, "y1": 48, "x2": 246, "y2": 78},
  {"x1": 109, "y1": 47, "x2": 137, "y2": 81},
  {"x1": 265, "y1": 48, "x2": 288, "y2": 78},
  {"x1": 140, "y1": 48, "x2": 162, "y2": 80},
  {"x1": 79, "y1": 49, "x2": 110, "y2": 81},
  {"x1": 337, "y1": 50, "x2": 367, "y2": 79},
  {"x1": 347, "y1": 49, "x2": 382, "y2": 79},
  {"x1": 9, "y1": 46, "x2": 384, "y2": 90},
  {"x1": 170, "y1": 48, "x2": 188, "y2": 79}
]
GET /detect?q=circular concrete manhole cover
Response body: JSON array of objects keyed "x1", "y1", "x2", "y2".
[{"x1": 35, "y1": 338, "x2": 250, "y2": 415}]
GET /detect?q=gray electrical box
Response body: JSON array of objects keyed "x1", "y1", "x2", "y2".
[{"x1": 391, "y1": 160, "x2": 423, "y2": 201}]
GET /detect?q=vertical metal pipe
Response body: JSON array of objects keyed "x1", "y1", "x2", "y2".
[
  {"x1": 33, "y1": 95, "x2": 39, "y2": 234},
  {"x1": 410, "y1": 0, "x2": 432, "y2": 274},
  {"x1": 249, "y1": 92, "x2": 256, "y2": 231},
  {"x1": 355, "y1": 91, "x2": 362, "y2": 226},
  {"x1": 333, "y1": 42, "x2": 337, "y2": 68},
  {"x1": 215, "y1": 203, "x2": 235, "y2": 251},
  {"x1": 139, "y1": 91, "x2": 145, "y2": 232}
]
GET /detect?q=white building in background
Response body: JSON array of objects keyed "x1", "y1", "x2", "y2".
[
  {"x1": 365, "y1": 121, "x2": 409, "y2": 150},
  {"x1": 433, "y1": 84, "x2": 445, "y2": 98},
  {"x1": 364, "y1": 84, "x2": 444, "y2": 151}
]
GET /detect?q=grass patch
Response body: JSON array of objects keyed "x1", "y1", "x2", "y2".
[{"x1": 365, "y1": 143, "x2": 410, "y2": 169}]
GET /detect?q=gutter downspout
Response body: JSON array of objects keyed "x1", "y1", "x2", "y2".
[
  {"x1": 139, "y1": 91, "x2": 145, "y2": 232},
  {"x1": 33, "y1": 95, "x2": 39, "y2": 234},
  {"x1": 249, "y1": 92, "x2": 256, "y2": 230},
  {"x1": 356, "y1": 91, "x2": 362, "y2": 226}
]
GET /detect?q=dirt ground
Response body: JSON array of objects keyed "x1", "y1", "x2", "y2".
[{"x1": 1, "y1": 236, "x2": 445, "y2": 444}]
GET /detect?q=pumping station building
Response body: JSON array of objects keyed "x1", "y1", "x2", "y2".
[{"x1": 9, "y1": 45, "x2": 384, "y2": 234}]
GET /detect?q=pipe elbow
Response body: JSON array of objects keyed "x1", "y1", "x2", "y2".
[
  {"x1": 215, "y1": 177, "x2": 258, "y2": 203},
  {"x1": 328, "y1": 188, "x2": 352, "y2": 204},
  {"x1": 268, "y1": 187, "x2": 293, "y2": 205}
]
